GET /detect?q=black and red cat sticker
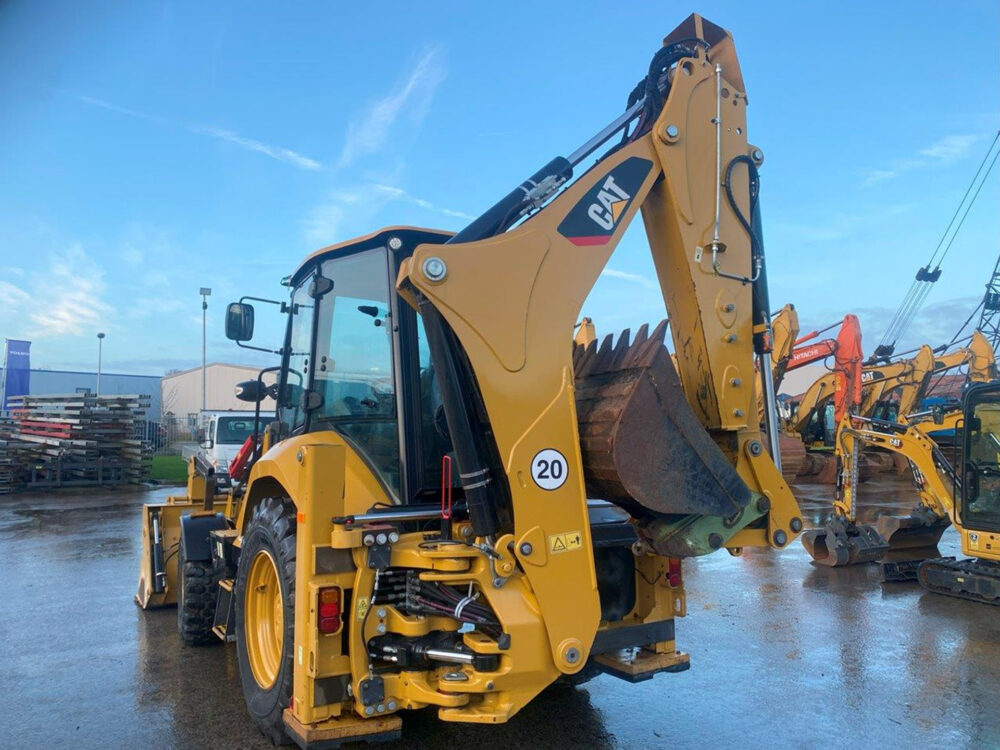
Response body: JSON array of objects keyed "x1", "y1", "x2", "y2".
[{"x1": 556, "y1": 157, "x2": 653, "y2": 246}]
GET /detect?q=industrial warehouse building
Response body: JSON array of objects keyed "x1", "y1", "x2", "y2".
[
  {"x1": 0, "y1": 367, "x2": 162, "y2": 418},
  {"x1": 160, "y1": 363, "x2": 274, "y2": 423}
]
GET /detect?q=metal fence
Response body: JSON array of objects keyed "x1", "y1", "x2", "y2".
[{"x1": 134, "y1": 415, "x2": 194, "y2": 455}]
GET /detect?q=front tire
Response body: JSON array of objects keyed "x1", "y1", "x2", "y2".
[
  {"x1": 235, "y1": 497, "x2": 296, "y2": 745},
  {"x1": 177, "y1": 541, "x2": 221, "y2": 646}
]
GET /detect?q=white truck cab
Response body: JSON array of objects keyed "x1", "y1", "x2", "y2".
[{"x1": 199, "y1": 410, "x2": 274, "y2": 477}]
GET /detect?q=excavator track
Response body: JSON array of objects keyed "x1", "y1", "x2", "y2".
[{"x1": 917, "y1": 557, "x2": 1000, "y2": 605}]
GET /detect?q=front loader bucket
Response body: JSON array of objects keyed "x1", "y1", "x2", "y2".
[
  {"x1": 800, "y1": 517, "x2": 889, "y2": 567},
  {"x1": 875, "y1": 509, "x2": 950, "y2": 551},
  {"x1": 574, "y1": 321, "x2": 751, "y2": 519},
  {"x1": 136, "y1": 501, "x2": 183, "y2": 609}
]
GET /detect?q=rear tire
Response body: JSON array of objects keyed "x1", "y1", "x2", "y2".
[
  {"x1": 235, "y1": 497, "x2": 296, "y2": 746},
  {"x1": 177, "y1": 542, "x2": 222, "y2": 646}
]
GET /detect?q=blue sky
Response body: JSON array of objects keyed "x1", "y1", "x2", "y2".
[{"x1": 1, "y1": 1, "x2": 997, "y2": 374}]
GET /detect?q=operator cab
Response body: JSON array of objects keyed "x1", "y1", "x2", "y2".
[
  {"x1": 228, "y1": 227, "x2": 456, "y2": 505},
  {"x1": 226, "y1": 227, "x2": 641, "y2": 618},
  {"x1": 962, "y1": 382, "x2": 1000, "y2": 532}
]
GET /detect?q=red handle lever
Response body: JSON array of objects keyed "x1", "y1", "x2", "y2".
[{"x1": 440, "y1": 455, "x2": 453, "y2": 520}]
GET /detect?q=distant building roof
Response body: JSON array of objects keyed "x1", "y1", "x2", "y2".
[{"x1": 162, "y1": 362, "x2": 263, "y2": 380}]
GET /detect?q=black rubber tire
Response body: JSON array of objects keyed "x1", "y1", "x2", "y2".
[
  {"x1": 235, "y1": 497, "x2": 296, "y2": 746},
  {"x1": 177, "y1": 542, "x2": 222, "y2": 646}
]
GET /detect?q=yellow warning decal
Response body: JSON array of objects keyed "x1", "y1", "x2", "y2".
[
  {"x1": 549, "y1": 531, "x2": 583, "y2": 554},
  {"x1": 356, "y1": 596, "x2": 370, "y2": 620}
]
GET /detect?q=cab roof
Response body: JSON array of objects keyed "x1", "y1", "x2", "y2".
[{"x1": 290, "y1": 226, "x2": 454, "y2": 286}]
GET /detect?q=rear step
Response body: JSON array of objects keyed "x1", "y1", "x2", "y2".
[
  {"x1": 593, "y1": 649, "x2": 690, "y2": 683},
  {"x1": 590, "y1": 618, "x2": 690, "y2": 682},
  {"x1": 213, "y1": 578, "x2": 236, "y2": 642}
]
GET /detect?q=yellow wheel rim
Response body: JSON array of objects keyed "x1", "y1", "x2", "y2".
[{"x1": 245, "y1": 549, "x2": 284, "y2": 690}]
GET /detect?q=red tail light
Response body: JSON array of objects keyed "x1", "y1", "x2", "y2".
[
  {"x1": 318, "y1": 587, "x2": 342, "y2": 633},
  {"x1": 667, "y1": 558, "x2": 682, "y2": 588}
]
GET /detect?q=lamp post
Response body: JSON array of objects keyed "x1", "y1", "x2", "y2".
[
  {"x1": 96, "y1": 332, "x2": 106, "y2": 396},
  {"x1": 200, "y1": 288, "x2": 211, "y2": 413}
]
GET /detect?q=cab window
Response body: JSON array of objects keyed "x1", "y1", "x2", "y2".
[
  {"x1": 311, "y1": 248, "x2": 401, "y2": 497},
  {"x1": 278, "y1": 282, "x2": 314, "y2": 434},
  {"x1": 964, "y1": 392, "x2": 1000, "y2": 529}
]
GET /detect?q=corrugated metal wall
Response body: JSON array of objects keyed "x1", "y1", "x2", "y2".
[
  {"x1": 0, "y1": 368, "x2": 161, "y2": 418},
  {"x1": 161, "y1": 363, "x2": 275, "y2": 418}
]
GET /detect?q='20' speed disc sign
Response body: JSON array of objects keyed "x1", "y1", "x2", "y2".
[{"x1": 531, "y1": 449, "x2": 568, "y2": 491}]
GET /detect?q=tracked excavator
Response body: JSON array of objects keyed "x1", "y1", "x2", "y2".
[
  {"x1": 800, "y1": 412, "x2": 953, "y2": 567},
  {"x1": 784, "y1": 333, "x2": 995, "y2": 480},
  {"x1": 799, "y1": 333, "x2": 997, "y2": 566},
  {"x1": 917, "y1": 381, "x2": 1000, "y2": 602},
  {"x1": 802, "y1": 383, "x2": 1000, "y2": 589},
  {"x1": 134, "y1": 15, "x2": 802, "y2": 747}
]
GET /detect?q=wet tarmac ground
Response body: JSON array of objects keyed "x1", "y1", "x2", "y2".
[{"x1": 1, "y1": 478, "x2": 999, "y2": 749}]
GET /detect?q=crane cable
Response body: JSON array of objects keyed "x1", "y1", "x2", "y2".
[{"x1": 873, "y1": 130, "x2": 1000, "y2": 362}]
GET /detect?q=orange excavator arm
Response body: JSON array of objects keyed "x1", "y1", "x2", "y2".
[{"x1": 832, "y1": 314, "x2": 863, "y2": 425}]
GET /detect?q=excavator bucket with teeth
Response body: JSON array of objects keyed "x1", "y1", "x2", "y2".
[{"x1": 573, "y1": 321, "x2": 751, "y2": 520}]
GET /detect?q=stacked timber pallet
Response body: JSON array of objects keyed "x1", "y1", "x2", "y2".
[{"x1": 0, "y1": 393, "x2": 152, "y2": 493}]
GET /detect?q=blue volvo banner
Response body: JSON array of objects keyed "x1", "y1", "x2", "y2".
[{"x1": 1, "y1": 339, "x2": 31, "y2": 411}]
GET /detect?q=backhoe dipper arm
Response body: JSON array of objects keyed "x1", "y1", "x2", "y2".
[{"x1": 398, "y1": 14, "x2": 801, "y2": 668}]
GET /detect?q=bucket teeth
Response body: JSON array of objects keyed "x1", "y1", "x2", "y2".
[
  {"x1": 573, "y1": 319, "x2": 669, "y2": 376},
  {"x1": 573, "y1": 319, "x2": 751, "y2": 520},
  {"x1": 609, "y1": 328, "x2": 632, "y2": 370}
]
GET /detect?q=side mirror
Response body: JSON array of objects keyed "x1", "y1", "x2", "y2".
[
  {"x1": 226, "y1": 303, "x2": 255, "y2": 341},
  {"x1": 235, "y1": 379, "x2": 267, "y2": 403}
]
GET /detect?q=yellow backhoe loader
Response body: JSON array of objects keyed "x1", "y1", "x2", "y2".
[{"x1": 135, "y1": 15, "x2": 802, "y2": 747}]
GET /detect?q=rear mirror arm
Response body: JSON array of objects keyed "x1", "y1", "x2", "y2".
[{"x1": 234, "y1": 295, "x2": 286, "y2": 354}]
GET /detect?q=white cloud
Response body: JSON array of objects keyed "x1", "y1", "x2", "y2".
[
  {"x1": 24, "y1": 245, "x2": 112, "y2": 337},
  {"x1": 863, "y1": 133, "x2": 985, "y2": 186},
  {"x1": 120, "y1": 244, "x2": 143, "y2": 268},
  {"x1": 919, "y1": 134, "x2": 982, "y2": 163},
  {"x1": 369, "y1": 184, "x2": 472, "y2": 220},
  {"x1": 73, "y1": 94, "x2": 161, "y2": 122},
  {"x1": 190, "y1": 126, "x2": 322, "y2": 171},
  {"x1": 0, "y1": 280, "x2": 31, "y2": 307},
  {"x1": 600, "y1": 267, "x2": 659, "y2": 291},
  {"x1": 338, "y1": 47, "x2": 446, "y2": 167},
  {"x1": 303, "y1": 182, "x2": 469, "y2": 245},
  {"x1": 72, "y1": 92, "x2": 322, "y2": 171}
]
